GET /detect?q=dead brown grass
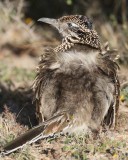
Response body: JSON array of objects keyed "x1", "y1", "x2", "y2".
[
  {"x1": 0, "y1": 1, "x2": 128, "y2": 160},
  {"x1": 0, "y1": 106, "x2": 128, "y2": 160}
]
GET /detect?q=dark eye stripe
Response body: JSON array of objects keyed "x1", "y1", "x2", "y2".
[
  {"x1": 77, "y1": 30, "x2": 85, "y2": 35},
  {"x1": 68, "y1": 23, "x2": 72, "y2": 27},
  {"x1": 84, "y1": 21, "x2": 92, "y2": 29},
  {"x1": 79, "y1": 15, "x2": 93, "y2": 29}
]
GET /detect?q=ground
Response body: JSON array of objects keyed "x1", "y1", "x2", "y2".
[{"x1": 0, "y1": 1, "x2": 128, "y2": 159}]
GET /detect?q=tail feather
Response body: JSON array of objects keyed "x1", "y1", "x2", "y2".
[
  {"x1": 2, "y1": 125, "x2": 45, "y2": 155},
  {"x1": 103, "y1": 103, "x2": 115, "y2": 128},
  {"x1": 1, "y1": 112, "x2": 70, "y2": 156}
]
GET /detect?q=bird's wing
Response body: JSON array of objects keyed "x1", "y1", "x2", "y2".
[
  {"x1": 33, "y1": 48, "x2": 56, "y2": 100},
  {"x1": 32, "y1": 49, "x2": 58, "y2": 121},
  {"x1": 98, "y1": 47, "x2": 120, "y2": 128},
  {"x1": 103, "y1": 72, "x2": 120, "y2": 128},
  {"x1": 1, "y1": 112, "x2": 71, "y2": 156},
  {"x1": 101, "y1": 42, "x2": 120, "y2": 63}
]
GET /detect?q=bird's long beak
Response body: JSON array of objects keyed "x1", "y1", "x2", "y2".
[{"x1": 38, "y1": 18, "x2": 59, "y2": 30}]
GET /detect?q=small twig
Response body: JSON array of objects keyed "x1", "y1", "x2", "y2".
[
  {"x1": 16, "y1": 106, "x2": 25, "y2": 119},
  {"x1": 28, "y1": 116, "x2": 32, "y2": 128},
  {"x1": 17, "y1": 0, "x2": 24, "y2": 17}
]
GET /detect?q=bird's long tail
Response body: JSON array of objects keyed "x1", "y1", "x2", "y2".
[{"x1": 0, "y1": 112, "x2": 70, "y2": 156}]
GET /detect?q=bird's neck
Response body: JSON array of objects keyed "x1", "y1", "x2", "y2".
[
  {"x1": 52, "y1": 37, "x2": 102, "y2": 72},
  {"x1": 53, "y1": 36, "x2": 101, "y2": 53},
  {"x1": 54, "y1": 43, "x2": 100, "y2": 73},
  {"x1": 70, "y1": 44, "x2": 101, "y2": 53}
]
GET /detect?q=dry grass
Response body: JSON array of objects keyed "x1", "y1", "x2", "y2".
[
  {"x1": 0, "y1": 107, "x2": 128, "y2": 160},
  {"x1": 0, "y1": 0, "x2": 128, "y2": 160}
]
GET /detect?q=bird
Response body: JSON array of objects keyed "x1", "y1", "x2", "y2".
[{"x1": 1, "y1": 15, "x2": 120, "y2": 156}]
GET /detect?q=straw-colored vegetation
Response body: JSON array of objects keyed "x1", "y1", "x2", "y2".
[{"x1": 0, "y1": 0, "x2": 128, "y2": 159}]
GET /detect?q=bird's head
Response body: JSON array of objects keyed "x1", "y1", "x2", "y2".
[{"x1": 38, "y1": 15, "x2": 101, "y2": 50}]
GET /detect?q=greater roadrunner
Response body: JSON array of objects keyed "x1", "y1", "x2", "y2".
[{"x1": 1, "y1": 15, "x2": 120, "y2": 155}]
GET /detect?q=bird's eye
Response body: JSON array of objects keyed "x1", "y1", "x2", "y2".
[{"x1": 68, "y1": 23, "x2": 79, "y2": 28}]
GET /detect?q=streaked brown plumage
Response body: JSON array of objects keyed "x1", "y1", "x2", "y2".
[{"x1": 1, "y1": 15, "x2": 120, "y2": 156}]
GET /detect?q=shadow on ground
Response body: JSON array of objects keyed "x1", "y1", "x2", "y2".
[{"x1": 0, "y1": 83, "x2": 38, "y2": 128}]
